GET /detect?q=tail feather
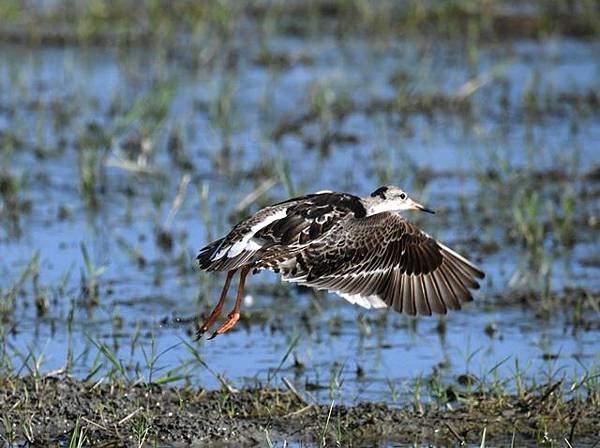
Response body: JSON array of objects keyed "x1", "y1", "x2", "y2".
[
  {"x1": 197, "y1": 237, "x2": 264, "y2": 272},
  {"x1": 196, "y1": 238, "x2": 225, "y2": 270}
]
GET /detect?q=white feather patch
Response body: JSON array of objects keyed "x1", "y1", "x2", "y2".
[
  {"x1": 337, "y1": 292, "x2": 387, "y2": 309},
  {"x1": 283, "y1": 268, "x2": 392, "y2": 283},
  {"x1": 212, "y1": 208, "x2": 288, "y2": 260},
  {"x1": 212, "y1": 242, "x2": 231, "y2": 261},
  {"x1": 278, "y1": 274, "x2": 387, "y2": 309},
  {"x1": 365, "y1": 199, "x2": 407, "y2": 216},
  {"x1": 243, "y1": 237, "x2": 264, "y2": 252},
  {"x1": 279, "y1": 273, "x2": 306, "y2": 282},
  {"x1": 336, "y1": 268, "x2": 390, "y2": 279}
]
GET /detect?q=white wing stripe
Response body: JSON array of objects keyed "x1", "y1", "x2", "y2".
[
  {"x1": 278, "y1": 276, "x2": 388, "y2": 309},
  {"x1": 338, "y1": 292, "x2": 387, "y2": 309}
]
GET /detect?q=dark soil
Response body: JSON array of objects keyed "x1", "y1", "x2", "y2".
[{"x1": 1, "y1": 376, "x2": 599, "y2": 447}]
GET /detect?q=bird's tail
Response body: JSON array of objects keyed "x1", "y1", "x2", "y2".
[{"x1": 196, "y1": 238, "x2": 225, "y2": 270}]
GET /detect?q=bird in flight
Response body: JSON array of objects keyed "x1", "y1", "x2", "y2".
[{"x1": 196, "y1": 186, "x2": 484, "y2": 339}]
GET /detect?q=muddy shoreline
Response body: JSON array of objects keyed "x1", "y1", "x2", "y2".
[{"x1": 0, "y1": 376, "x2": 598, "y2": 446}]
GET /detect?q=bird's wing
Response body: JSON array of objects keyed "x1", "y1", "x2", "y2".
[
  {"x1": 274, "y1": 212, "x2": 485, "y2": 315},
  {"x1": 196, "y1": 192, "x2": 366, "y2": 272},
  {"x1": 255, "y1": 192, "x2": 366, "y2": 245}
]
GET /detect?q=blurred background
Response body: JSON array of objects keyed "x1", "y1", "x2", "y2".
[{"x1": 0, "y1": 0, "x2": 599, "y2": 405}]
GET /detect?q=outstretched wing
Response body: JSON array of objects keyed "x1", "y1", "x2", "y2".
[
  {"x1": 196, "y1": 192, "x2": 366, "y2": 272},
  {"x1": 267, "y1": 212, "x2": 484, "y2": 316}
]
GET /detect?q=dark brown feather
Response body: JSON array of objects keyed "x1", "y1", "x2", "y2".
[
  {"x1": 265, "y1": 212, "x2": 484, "y2": 316},
  {"x1": 196, "y1": 191, "x2": 366, "y2": 272},
  {"x1": 198, "y1": 190, "x2": 484, "y2": 317}
]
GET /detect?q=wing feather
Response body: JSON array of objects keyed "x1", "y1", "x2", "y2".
[
  {"x1": 403, "y1": 275, "x2": 414, "y2": 315},
  {"x1": 271, "y1": 212, "x2": 484, "y2": 316},
  {"x1": 436, "y1": 267, "x2": 462, "y2": 310},
  {"x1": 415, "y1": 276, "x2": 430, "y2": 315},
  {"x1": 425, "y1": 275, "x2": 446, "y2": 314},
  {"x1": 391, "y1": 271, "x2": 403, "y2": 312}
]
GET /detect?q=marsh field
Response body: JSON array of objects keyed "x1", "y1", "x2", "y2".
[{"x1": 1, "y1": 1, "x2": 600, "y2": 446}]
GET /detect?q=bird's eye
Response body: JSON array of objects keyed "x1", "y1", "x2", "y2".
[{"x1": 400, "y1": 193, "x2": 407, "y2": 200}]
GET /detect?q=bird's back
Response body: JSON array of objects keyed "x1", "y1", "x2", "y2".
[{"x1": 196, "y1": 191, "x2": 367, "y2": 272}]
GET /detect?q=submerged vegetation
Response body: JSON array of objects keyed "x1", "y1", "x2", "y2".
[{"x1": 0, "y1": 0, "x2": 599, "y2": 446}]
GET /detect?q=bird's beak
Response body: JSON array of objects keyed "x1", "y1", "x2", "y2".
[{"x1": 411, "y1": 199, "x2": 435, "y2": 214}]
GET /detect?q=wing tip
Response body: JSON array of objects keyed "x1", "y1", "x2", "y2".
[{"x1": 437, "y1": 241, "x2": 486, "y2": 280}]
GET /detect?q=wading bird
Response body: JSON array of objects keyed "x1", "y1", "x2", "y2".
[{"x1": 196, "y1": 186, "x2": 484, "y2": 339}]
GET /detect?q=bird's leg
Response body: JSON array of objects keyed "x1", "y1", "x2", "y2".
[
  {"x1": 208, "y1": 266, "x2": 250, "y2": 339},
  {"x1": 196, "y1": 270, "x2": 236, "y2": 339}
]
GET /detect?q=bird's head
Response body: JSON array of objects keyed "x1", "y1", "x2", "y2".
[{"x1": 365, "y1": 185, "x2": 435, "y2": 216}]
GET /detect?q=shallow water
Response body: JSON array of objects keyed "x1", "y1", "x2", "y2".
[{"x1": 1, "y1": 32, "x2": 599, "y2": 406}]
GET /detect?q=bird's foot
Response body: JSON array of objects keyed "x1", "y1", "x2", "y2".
[
  {"x1": 207, "y1": 312, "x2": 240, "y2": 340},
  {"x1": 195, "y1": 323, "x2": 208, "y2": 341},
  {"x1": 195, "y1": 314, "x2": 220, "y2": 340}
]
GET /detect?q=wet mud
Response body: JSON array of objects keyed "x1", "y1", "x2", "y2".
[{"x1": 1, "y1": 376, "x2": 599, "y2": 447}]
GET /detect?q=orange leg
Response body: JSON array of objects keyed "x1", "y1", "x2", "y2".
[
  {"x1": 196, "y1": 270, "x2": 236, "y2": 339},
  {"x1": 208, "y1": 266, "x2": 250, "y2": 340}
]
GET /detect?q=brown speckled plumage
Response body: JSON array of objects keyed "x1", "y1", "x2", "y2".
[{"x1": 195, "y1": 186, "x2": 484, "y2": 338}]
